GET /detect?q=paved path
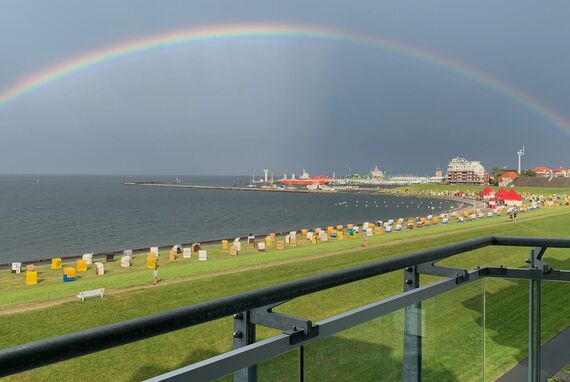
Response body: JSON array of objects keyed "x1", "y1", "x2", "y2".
[{"x1": 497, "y1": 325, "x2": 570, "y2": 382}]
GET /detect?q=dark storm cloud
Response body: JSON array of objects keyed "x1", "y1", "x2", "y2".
[{"x1": 0, "y1": 0, "x2": 569, "y2": 175}]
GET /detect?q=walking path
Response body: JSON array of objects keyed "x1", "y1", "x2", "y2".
[
  {"x1": 497, "y1": 326, "x2": 570, "y2": 381},
  {"x1": 1, "y1": 209, "x2": 566, "y2": 316}
]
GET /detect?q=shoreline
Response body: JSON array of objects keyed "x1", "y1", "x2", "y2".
[{"x1": 0, "y1": 188, "x2": 481, "y2": 269}]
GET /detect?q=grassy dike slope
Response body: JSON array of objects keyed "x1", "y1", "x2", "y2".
[
  {"x1": 1, "y1": 208, "x2": 570, "y2": 381},
  {"x1": 392, "y1": 183, "x2": 570, "y2": 196},
  {"x1": 0, "y1": 206, "x2": 564, "y2": 310}
]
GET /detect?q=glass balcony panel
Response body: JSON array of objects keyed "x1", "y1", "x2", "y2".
[
  {"x1": 420, "y1": 278, "x2": 485, "y2": 381},
  {"x1": 303, "y1": 306, "x2": 406, "y2": 381},
  {"x1": 540, "y1": 279, "x2": 570, "y2": 381},
  {"x1": 213, "y1": 348, "x2": 300, "y2": 382},
  {"x1": 484, "y1": 278, "x2": 528, "y2": 381}
]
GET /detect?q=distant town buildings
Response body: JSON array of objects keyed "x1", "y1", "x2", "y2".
[
  {"x1": 532, "y1": 167, "x2": 570, "y2": 178},
  {"x1": 446, "y1": 157, "x2": 489, "y2": 185},
  {"x1": 498, "y1": 170, "x2": 518, "y2": 187},
  {"x1": 370, "y1": 165, "x2": 384, "y2": 180}
]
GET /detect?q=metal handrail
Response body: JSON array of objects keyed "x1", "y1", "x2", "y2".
[{"x1": 1, "y1": 235, "x2": 570, "y2": 377}]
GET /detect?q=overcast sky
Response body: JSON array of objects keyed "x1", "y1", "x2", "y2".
[{"x1": 0, "y1": 0, "x2": 569, "y2": 176}]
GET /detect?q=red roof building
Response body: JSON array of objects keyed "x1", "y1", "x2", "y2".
[
  {"x1": 533, "y1": 167, "x2": 551, "y2": 177},
  {"x1": 498, "y1": 171, "x2": 518, "y2": 187},
  {"x1": 553, "y1": 167, "x2": 568, "y2": 177}
]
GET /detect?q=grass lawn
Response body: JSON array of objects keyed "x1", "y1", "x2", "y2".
[{"x1": 1, "y1": 206, "x2": 570, "y2": 381}]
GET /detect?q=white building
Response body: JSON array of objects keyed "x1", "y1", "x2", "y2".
[{"x1": 446, "y1": 157, "x2": 489, "y2": 185}]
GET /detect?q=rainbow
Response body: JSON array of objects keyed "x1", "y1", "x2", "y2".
[{"x1": 1, "y1": 23, "x2": 569, "y2": 135}]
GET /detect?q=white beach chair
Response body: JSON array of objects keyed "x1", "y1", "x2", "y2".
[
  {"x1": 198, "y1": 250, "x2": 208, "y2": 261},
  {"x1": 11, "y1": 262, "x2": 22, "y2": 274},
  {"x1": 95, "y1": 262, "x2": 104, "y2": 275},
  {"x1": 82, "y1": 253, "x2": 93, "y2": 265},
  {"x1": 120, "y1": 255, "x2": 131, "y2": 268},
  {"x1": 183, "y1": 248, "x2": 192, "y2": 259}
]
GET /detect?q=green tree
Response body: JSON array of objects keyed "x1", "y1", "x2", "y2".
[{"x1": 490, "y1": 167, "x2": 503, "y2": 185}]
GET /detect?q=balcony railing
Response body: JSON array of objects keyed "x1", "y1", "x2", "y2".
[{"x1": 1, "y1": 236, "x2": 570, "y2": 381}]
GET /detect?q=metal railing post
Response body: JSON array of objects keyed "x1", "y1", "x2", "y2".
[
  {"x1": 233, "y1": 311, "x2": 257, "y2": 382},
  {"x1": 528, "y1": 247, "x2": 545, "y2": 382},
  {"x1": 403, "y1": 266, "x2": 422, "y2": 382}
]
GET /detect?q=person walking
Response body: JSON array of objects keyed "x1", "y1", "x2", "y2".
[{"x1": 152, "y1": 262, "x2": 159, "y2": 285}]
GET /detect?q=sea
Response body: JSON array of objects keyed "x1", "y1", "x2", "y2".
[{"x1": 0, "y1": 175, "x2": 461, "y2": 263}]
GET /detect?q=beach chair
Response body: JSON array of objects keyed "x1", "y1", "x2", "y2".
[
  {"x1": 183, "y1": 248, "x2": 192, "y2": 259},
  {"x1": 198, "y1": 250, "x2": 208, "y2": 261},
  {"x1": 51, "y1": 258, "x2": 62, "y2": 269},
  {"x1": 76, "y1": 259, "x2": 88, "y2": 272},
  {"x1": 257, "y1": 242, "x2": 266, "y2": 252},
  {"x1": 63, "y1": 267, "x2": 77, "y2": 282},
  {"x1": 290, "y1": 237, "x2": 298, "y2": 247},
  {"x1": 82, "y1": 253, "x2": 93, "y2": 265},
  {"x1": 121, "y1": 256, "x2": 131, "y2": 268},
  {"x1": 11, "y1": 262, "x2": 22, "y2": 274},
  {"x1": 95, "y1": 262, "x2": 104, "y2": 275},
  {"x1": 25, "y1": 271, "x2": 38, "y2": 285}
]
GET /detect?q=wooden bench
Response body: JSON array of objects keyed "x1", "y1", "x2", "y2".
[{"x1": 76, "y1": 288, "x2": 105, "y2": 302}]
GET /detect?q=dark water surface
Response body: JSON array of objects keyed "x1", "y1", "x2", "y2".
[{"x1": 0, "y1": 175, "x2": 459, "y2": 263}]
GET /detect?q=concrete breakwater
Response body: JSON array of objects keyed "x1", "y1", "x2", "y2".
[
  {"x1": 123, "y1": 182, "x2": 321, "y2": 193},
  {"x1": 124, "y1": 182, "x2": 483, "y2": 209}
]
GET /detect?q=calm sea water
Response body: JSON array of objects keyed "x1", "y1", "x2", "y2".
[{"x1": 0, "y1": 175, "x2": 460, "y2": 263}]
